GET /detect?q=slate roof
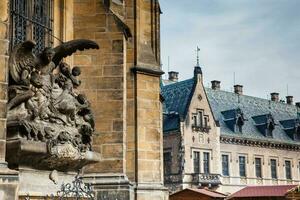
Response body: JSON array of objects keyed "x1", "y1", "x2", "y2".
[
  {"x1": 162, "y1": 78, "x2": 195, "y2": 133},
  {"x1": 161, "y1": 77, "x2": 300, "y2": 145},
  {"x1": 162, "y1": 78, "x2": 195, "y2": 119},
  {"x1": 206, "y1": 88, "x2": 299, "y2": 145}
]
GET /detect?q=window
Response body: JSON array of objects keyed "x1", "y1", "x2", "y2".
[
  {"x1": 204, "y1": 116, "x2": 208, "y2": 128},
  {"x1": 163, "y1": 152, "x2": 172, "y2": 175},
  {"x1": 10, "y1": 0, "x2": 54, "y2": 52},
  {"x1": 198, "y1": 111, "x2": 203, "y2": 127},
  {"x1": 222, "y1": 155, "x2": 229, "y2": 176},
  {"x1": 255, "y1": 158, "x2": 262, "y2": 178},
  {"x1": 193, "y1": 151, "x2": 200, "y2": 173},
  {"x1": 270, "y1": 159, "x2": 277, "y2": 179},
  {"x1": 203, "y1": 152, "x2": 210, "y2": 174},
  {"x1": 285, "y1": 160, "x2": 292, "y2": 180},
  {"x1": 239, "y1": 156, "x2": 246, "y2": 177},
  {"x1": 193, "y1": 115, "x2": 197, "y2": 127}
]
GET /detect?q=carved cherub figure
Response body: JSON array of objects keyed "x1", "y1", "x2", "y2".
[{"x1": 8, "y1": 39, "x2": 99, "y2": 147}]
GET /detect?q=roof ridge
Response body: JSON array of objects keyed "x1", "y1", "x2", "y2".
[
  {"x1": 162, "y1": 78, "x2": 194, "y2": 88},
  {"x1": 205, "y1": 87, "x2": 298, "y2": 109}
]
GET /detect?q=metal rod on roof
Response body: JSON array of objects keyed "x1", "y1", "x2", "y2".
[
  {"x1": 233, "y1": 72, "x2": 236, "y2": 86},
  {"x1": 167, "y1": 56, "x2": 170, "y2": 73},
  {"x1": 196, "y1": 46, "x2": 200, "y2": 66}
]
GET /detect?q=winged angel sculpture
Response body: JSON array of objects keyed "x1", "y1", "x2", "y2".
[{"x1": 7, "y1": 40, "x2": 99, "y2": 153}]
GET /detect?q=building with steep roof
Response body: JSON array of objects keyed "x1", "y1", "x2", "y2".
[{"x1": 162, "y1": 66, "x2": 300, "y2": 195}]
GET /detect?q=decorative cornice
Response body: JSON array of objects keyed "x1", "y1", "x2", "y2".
[
  {"x1": 220, "y1": 135, "x2": 300, "y2": 151},
  {"x1": 131, "y1": 66, "x2": 164, "y2": 77}
]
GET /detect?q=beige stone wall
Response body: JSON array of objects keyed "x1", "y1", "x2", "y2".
[
  {"x1": 218, "y1": 142, "x2": 300, "y2": 194},
  {"x1": 73, "y1": 0, "x2": 125, "y2": 174},
  {"x1": 1, "y1": 1, "x2": 19, "y2": 199},
  {"x1": 53, "y1": 0, "x2": 74, "y2": 65},
  {"x1": 0, "y1": 0, "x2": 9, "y2": 164},
  {"x1": 4, "y1": 0, "x2": 165, "y2": 198},
  {"x1": 72, "y1": 0, "x2": 167, "y2": 199},
  {"x1": 136, "y1": 73, "x2": 162, "y2": 183},
  {"x1": 183, "y1": 74, "x2": 221, "y2": 177}
]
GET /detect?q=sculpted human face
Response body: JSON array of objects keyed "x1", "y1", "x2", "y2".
[
  {"x1": 46, "y1": 50, "x2": 55, "y2": 63},
  {"x1": 43, "y1": 48, "x2": 55, "y2": 63}
]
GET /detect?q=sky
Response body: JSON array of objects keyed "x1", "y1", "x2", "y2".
[{"x1": 160, "y1": 0, "x2": 300, "y2": 102}]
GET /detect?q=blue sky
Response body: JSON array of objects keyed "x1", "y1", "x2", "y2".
[{"x1": 160, "y1": 0, "x2": 300, "y2": 102}]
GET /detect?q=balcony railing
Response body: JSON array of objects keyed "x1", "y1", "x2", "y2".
[
  {"x1": 192, "y1": 125, "x2": 211, "y2": 133},
  {"x1": 192, "y1": 173, "x2": 221, "y2": 186},
  {"x1": 164, "y1": 174, "x2": 183, "y2": 184}
]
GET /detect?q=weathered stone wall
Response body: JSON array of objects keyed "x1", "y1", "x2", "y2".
[
  {"x1": 73, "y1": 0, "x2": 168, "y2": 199},
  {"x1": 0, "y1": 0, "x2": 9, "y2": 166},
  {"x1": 53, "y1": 0, "x2": 74, "y2": 65},
  {"x1": 73, "y1": 0, "x2": 125, "y2": 174},
  {"x1": 0, "y1": 0, "x2": 19, "y2": 199}
]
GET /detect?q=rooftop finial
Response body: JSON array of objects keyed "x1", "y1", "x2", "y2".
[{"x1": 196, "y1": 46, "x2": 200, "y2": 66}]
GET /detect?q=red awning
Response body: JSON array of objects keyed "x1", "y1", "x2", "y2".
[{"x1": 228, "y1": 185, "x2": 297, "y2": 199}]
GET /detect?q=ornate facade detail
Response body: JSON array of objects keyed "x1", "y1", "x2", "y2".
[
  {"x1": 7, "y1": 39, "x2": 100, "y2": 170},
  {"x1": 220, "y1": 136, "x2": 300, "y2": 151},
  {"x1": 191, "y1": 173, "x2": 221, "y2": 186}
]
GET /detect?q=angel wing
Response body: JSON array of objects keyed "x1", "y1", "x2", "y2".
[
  {"x1": 9, "y1": 41, "x2": 36, "y2": 85},
  {"x1": 52, "y1": 39, "x2": 99, "y2": 66}
]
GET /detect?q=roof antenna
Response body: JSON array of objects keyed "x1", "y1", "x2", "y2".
[
  {"x1": 233, "y1": 72, "x2": 236, "y2": 85},
  {"x1": 167, "y1": 56, "x2": 170, "y2": 72},
  {"x1": 166, "y1": 56, "x2": 170, "y2": 80},
  {"x1": 196, "y1": 46, "x2": 200, "y2": 67},
  {"x1": 286, "y1": 84, "x2": 289, "y2": 96}
]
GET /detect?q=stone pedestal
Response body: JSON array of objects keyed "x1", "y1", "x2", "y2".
[
  {"x1": 6, "y1": 139, "x2": 100, "y2": 171},
  {"x1": 0, "y1": 164, "x2": 19, "y2": 200},
  {"x1": 6, "y1": 132, "x2": 101, "y2": 198},
  {"x1": 18, "y1": 168, "x2": 76, "y2": 198},
  {"x1": 84, "y1": 174, "x2": 134, "y2": 200}
]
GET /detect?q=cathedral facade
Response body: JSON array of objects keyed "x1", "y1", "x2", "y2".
[{"x1": 0, "y1": 0, "x2": 168, "y2": 199}]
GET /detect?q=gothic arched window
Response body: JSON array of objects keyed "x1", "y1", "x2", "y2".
[{"x1": 10, "y1": 0, "x2": 53, "y2": 53}]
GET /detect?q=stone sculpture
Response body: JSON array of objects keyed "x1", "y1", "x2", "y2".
[{"x1": 6, "y1": 39, "x2": 99, "y2": 170}]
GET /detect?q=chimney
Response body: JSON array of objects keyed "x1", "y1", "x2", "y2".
[
  {"x1": 168, "y1": 71, "x2": 179, "y2": 82},
  {"x1": 270, "y1": 92, "x2": 279, "y2": 102},
  {"x1": 211, "y1": 80, "x2": 221, "y2": 90},
  {"x1": 234, "y1": 85, "x2": 243, "y2": 95},
  {"x1": 295, "y1": 102, "x2": 300, "y2": 108},
  {"x1": 286, "y1": 96, "x2": 293, "y2": 105}
]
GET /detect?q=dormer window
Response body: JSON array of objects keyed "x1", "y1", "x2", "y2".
[
  {"x1": 252, "y1": 113, "x2": 276, "y2": 137},
  {"x1": 192, "y1": 109, "x2": 210, "y2": 133},
  {"x1": 221, "y1": 108, "x2": 246, "y2": 133},
  {"x1": 280, "y1": 118, "x2": 300, "y2": 141},
  {"x1": 295, "y1": 120, "x2": 300, "y2": 140}
]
